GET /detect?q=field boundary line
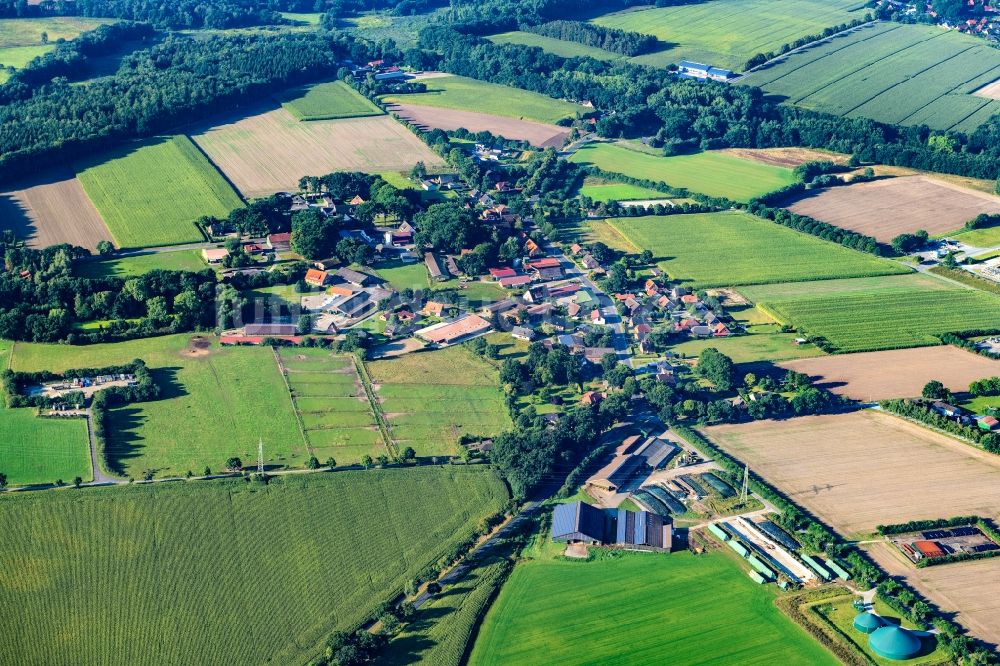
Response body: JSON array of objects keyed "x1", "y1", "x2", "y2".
[
  {"x1": 183, "y1": 132, "x2": 249, "y2": 205},
  {"x1": 272, "y1": 347, "x2": 312, "y2": 456},
  {"x1": 738, "y1": 20, "x2": 883, "y2": 78},
  {"x1": 354, "y1": 356, "x2": 396, "y2": 458}
]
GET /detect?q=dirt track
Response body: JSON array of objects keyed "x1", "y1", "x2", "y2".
[
  {"x1": 783, "y1": 176, "x2": 1000, "y2": 242},
  {"x1": 388, "y1": 103, "x2": 570, "y2": 148},
  {"x1": 779, "y1": 346, "x2": 999, "y2": 401},
  {"x1": 703, "y1": 410, "x2": 1000, "y2": 536},
  {"x1": 191, "y1": 107, "x2": 444, "y2": 197},
  {"x1": 0, "y1": 173, "x2": 113, "y2": 250}
]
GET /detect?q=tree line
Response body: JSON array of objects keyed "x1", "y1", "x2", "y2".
[
  {"x1": 522, "y1": 20, "x2": 658, "y2": 56},
  {"x1": 412, "y1": 26, "x2": 1000, "y2": 181}
]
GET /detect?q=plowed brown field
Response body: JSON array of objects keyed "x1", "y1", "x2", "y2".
[
  {"x1": 702, "y1": 410, "x2": 1000, "y2": 536},
  {"x1": 783, "y1": 176, "x2": 1000, "y2": 242},
  {"x1": 778, "y1": 346, "x2": 999, "y2": 401},
  {"x1": 388, "y1": 103, "x2": 569, "y2": 148},
  {"x1": 0, "y1": 172, "x2": 112, "y2": 250}
]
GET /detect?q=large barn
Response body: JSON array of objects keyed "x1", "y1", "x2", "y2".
[
  {"x1": 616, "y1": 509, "x2": 673, "y2": 551},
  {"x1": 551, "y1": 502, "x2": 608, "y2": 544}
]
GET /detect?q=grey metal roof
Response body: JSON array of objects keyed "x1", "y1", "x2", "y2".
[{"x1": 551, "y1": 501, "x2": 605, "y2": 542}]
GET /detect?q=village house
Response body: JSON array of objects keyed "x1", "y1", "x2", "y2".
[
  {"x1": 267, "y1": 232, "x2": 292, "y2": 252},
  {"x1": 581, "y1": 254, "x2": 601, "y2": 270},
  {"x1": 512, "y1": 325, "x2": 535, "y2": 341},
  {"x1": 425, "y1": 253, "x2": 449, "y2": 281},
  {"x1": 336, "y1": 267, "x2": 370, "y2": 287},
  {"x1": 202, "y1": 248, "x2": 229, "y2": 264},
  {"x1": 304, "y1": 269, "x2": 329, "y2": 287},
  {"x1": 422, "y1": 301, "x2": 448, "y2": 317},
  {"x1": 590, "y1": 309, "x2": 606, "y2": 325}
]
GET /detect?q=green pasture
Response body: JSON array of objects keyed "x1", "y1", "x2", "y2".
[
  {"x1": 743, "y1": 277, "x2": 1000, "y2": 352},
  {"x1": 488, "y1": 31, "x2": 620, "y2": 61},
  {"x1": 278, "y1": 347, "x2": 385, "y2": 463},
  {"x1": 10, "y1": 335, "x2": 306, "y2": 476},
  {"x1": 74, "y1": 250, "x2": 208, "y2": 278},
  {"x1": 591, "y1": 0, "x2": 864, "y2": 71},
  {"x1": 955, "y1": 224, "x2": 1000, "y2": 248},
  {"x1": 569, "y1": 142, "x2": 797, "y2": 201},
  {"x1": 281, "y1": 80, "x2": 384, "y2": 120},
  {"x1": 741, "y1": 23, "x2": 1000, "y2": 133},
  {"x1": 376, "y1": 260, "x2": 430, "y2": 291},
  {"x1": 279, "y1": 12, "x2": 322, "y2": 25},
  {"x1": 368, "y1": 346, "x2": 511, "y2": 457},
  {"x1": 381, "y1": 75, "x2": 586, "y2": 124},
  {"x1": 670, "y1": 332, "x2": 826, "y2": 364},
  {"x1": 0, "y1": 409, "x2": 90, "y2": 486},
  {"x1": 607, "y1": 212, "x2": 908, "y2": 288},
  {"x1": 577, "y1": 177, "x2": 668, "y2": 203},
  {"x1": 0, "y1": 44, "x2": 52, "y2": 69},
  {"x1": 0, "y1": 467, "x2": 509, "y2": 664},
  {"x1": 469, "y1": 550, "x2": 838, "y2": 666},
  {"x1": 77, "y1": 135, "x2": 244, "y2": 248},
  {"x1": 738, "y1": 273, "x2": 950, "y2": 301},
  {"x1": 0, "y1": 17, "x2": 111, "y2": 48}
]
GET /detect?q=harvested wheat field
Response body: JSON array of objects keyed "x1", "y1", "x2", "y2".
[
  {"x1": 0, "y1": 172, "x2": 112, "y2": 250},
  {"x1": 973, "y1": 78, "x2": 1000, "y2": 100},
  {"x1": 702, "y1": 410, "x2": 1000, "y2": 536},
  {"x1": 779, "y1": 346, "x2": 999, "y2": 401},
  {"x1": 783, "y1": 176, "x2": 1000, "y2": 242},
  {"x1": 191, "y1": 107, "x2": 444, "y2": 197},
  {"x1": 866, "y1": 541, "x2": 1000, "y2": 647},
  {"x1": 722, "y1": 147, "x2": 849, "y2": 169},
  {"x1": 388, "y1": 103, "x2": 569, "y2": 148}
]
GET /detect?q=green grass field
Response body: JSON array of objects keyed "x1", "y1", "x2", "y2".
[
  {"x1": 0, "y1": 467, "x2": 509, "y2": 664},
  {"x1": 278, "y1": 348, "x2": 385, "y2": 463},
  {"x1": 577, "y1": 177, "x2": 669, "y2": 203},
  {"x1": 281, "y1": 80, "x2": 385, "y2": 120},
  {"x1": 569, "y1": 142, "x2": 797, "y2": 201},
  {"x1": 0, "y1": 44, "x2": 52, "y2": 68},
  {"x1": 77, "y1": 135, "x2": 244, "y2": 248},
  {"x1": 670, "y1": 332, "x2": 826, "y2": 363},
  {"x1": 469, "y1": 550, "x2": 838, "y2": 665},
  {"x1": 381, "y1": 75, "x2": 586, "y2": 124},
  {"x1": 375, "y1": 260, "x2": 431, "y2": 291},
  {"x1": 955, "y1": 224, "x2": 1000, "y2": 248},
  {"x1": 488, "y1": 31, "x2": 621, "y2": 60},
  {"x1": 279, "y1": 11, "x2": 322, "y2": 25},
  {"x1": 0, "y1": 17, "x2": 111, "y2": 48},
  {"x1": 741, "y1": 23, "x2": 1000, "y2": 133},
  {"x1": 74, "y1": 250, "x2": 208, "y2": 278},
  {"x1": 591, "y1": 0, "x2": 864, "y2": 71},
  {"x1": 10, "y1": 335, "x2": 306, "y2": 477},
  {"x1": 607, "y1": 212, "x2": 908, "y2": 288},
  {"x1": 0, "y1": 409, "x2": 91, "y2": 486},
  {"x1": 740, "y1": 275, "x2": 1000, "y2": 352},
  {"x1": 368, "y1": 346, "x2": 512, "y2": 457}
]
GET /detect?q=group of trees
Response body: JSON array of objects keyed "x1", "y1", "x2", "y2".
[
  {"x1": 882, "y1": 398, "x2": 1000, "y2": 453},
  {"x1": 969, "y1": 376, "x2": 1000, "y2": 397},
  {"x1": 747, "y1": 196, "x2": 882, "y2": 255},
  {"x1": 500, "y1": 342, "x2": 586, "y2": 395},
  {"x1": 523, "y1": 20, "x2": 657, "y2": 56},
  {"x1": 0, "y1": 243, "x2": 216, "y2": 343},
  {"x1": 891, "y1": 229, "x2": 929, "y2": 254},
  {"x1": 0, "y1": 0, "x2": 304, "y2": 28}
]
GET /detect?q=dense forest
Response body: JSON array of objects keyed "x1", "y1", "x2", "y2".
[
  {"x1": 414, "y1": 26, "x2": 1000, "y2": 180},
  {"x1": 523, "y1": 20, "x2": 658, "y2": 56},
  {"x1": 0, "y1": 31, "x2": 389, "y2": 181}
]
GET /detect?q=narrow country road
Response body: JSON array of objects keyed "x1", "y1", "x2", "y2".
[{"x1": 85, "y1": 410, "x2": 118, "y2": 485}]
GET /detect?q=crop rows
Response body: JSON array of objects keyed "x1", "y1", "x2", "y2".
[
  {"x1": 608, "y1": 212, "x2": 907, "y2": 289},
  {"x1": 0, "y1": 468, "x2": 509, "y2": 665},
  {"x1": 742, "y1": 23, "x2": 1000, "y2": 132},
  {"x1": 762, "y1": 289, "x2": 1000, "y2": 352}
]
